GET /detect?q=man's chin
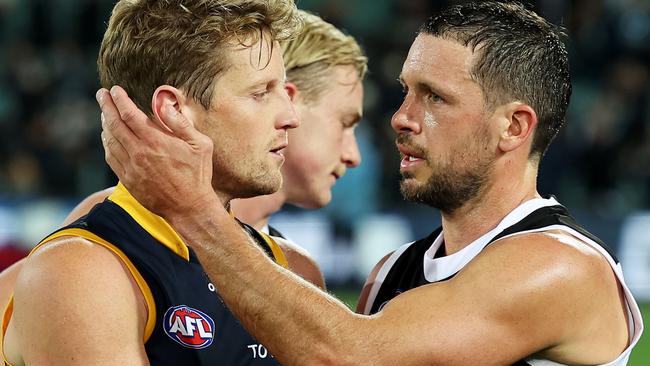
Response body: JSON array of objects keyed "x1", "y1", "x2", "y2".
[
  {"x1": 287, "y1": 188, "x2": 330, "y2": 209},
  {"x1": 399, "y1": 175, "x2": 423, "y2": 194},
  {"x1": 228, "y1": 176, "x2": 282, "y2": 200},
  {"x1": 254, "y1": 179, "x2": 282, "y2": 198}
]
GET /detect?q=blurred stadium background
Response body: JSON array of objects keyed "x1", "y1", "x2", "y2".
[{"x1": 0, "y1": 0, "x2": 648, "y2": 362}]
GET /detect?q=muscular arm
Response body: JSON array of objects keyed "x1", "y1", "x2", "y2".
[
  {"x1": 0, "y1": 262, "x2": 20, "y2": 315},
  {"x1": 98, "y1": 86, "x2": 627, "y2": 365},
  {"x1": 0, "y1": 187, "x2": 115, "y2": 316},
  {"x1": 3, "y1": 237, "x2": 149, "y2": 365},
  {"x1": 162, "y1": 217, "x2": 625, "y2": 365},
  {"x1": 160, "y1": 212, "x2": 601, "y2": 365}
]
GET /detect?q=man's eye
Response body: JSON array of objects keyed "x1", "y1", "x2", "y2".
[
  {"x1": 429, "y1": 93, "x2": 442, "y2": 102},
  {"x1": 253, "y1": 90, "x2": 270, "y2": 100}
]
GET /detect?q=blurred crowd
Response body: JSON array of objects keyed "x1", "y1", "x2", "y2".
[{"x1": 0, "y1": 0, "x2": 649, "y2": 281}]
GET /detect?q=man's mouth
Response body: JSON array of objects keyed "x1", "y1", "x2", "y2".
[
  {"x1": 270, "y1": 142, "x2": 288, "y2": 156},
  {"x1": 396, "y1": 143, "x2": 426, "y2": 169},
  {"x1": 332, "y1": 166, "x2": 346, "y2": 181}
]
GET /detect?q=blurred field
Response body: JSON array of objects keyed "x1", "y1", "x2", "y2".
[
  {"x1": 630, "y1": 303, "x2": 650, "y2": 365},
  {"x1": 334, "y1": 289, "x2": 649, "y2": 364}
]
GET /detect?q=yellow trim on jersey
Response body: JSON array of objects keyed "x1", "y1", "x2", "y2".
[
  {"x1": 22, "y1": 229, "x2": 157, "y2": 343},
  {"x1": 109, "y1": 182, "x2": 189, "y2": 261},
  {"x1": 258, "y1": 231, "x2": 289, "y2": 269},
  {"x1": 2, "y1": 297, "x2": 14, "y2": 366},
  {"x1": 1, "y1": 228, "x2": 157, "y2": 365}
]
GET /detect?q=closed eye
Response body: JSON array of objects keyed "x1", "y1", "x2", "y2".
[{"x1": 252, "y1": 89, "x2": 270, "y2": 101}]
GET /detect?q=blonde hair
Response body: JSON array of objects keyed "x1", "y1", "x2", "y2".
[
  {"x1": 98, "y1": 0, "x2": 301, "y2": 114},
  {"x1": 282, "y1": 11, "x2": 367, "y2": 105}
]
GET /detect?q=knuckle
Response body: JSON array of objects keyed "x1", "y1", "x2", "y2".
[
  {"x1": 105, "y1": 135, "x2": 117, "y2": 149},
  {"x1": 120, "y1": 108, "x2": 136, "y2": 123},
  {"x1": 103, "y1": 115, "x2": 118, "y2": 131}
]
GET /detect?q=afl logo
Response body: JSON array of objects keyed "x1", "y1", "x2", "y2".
[{"x1": 163, "y1": 305, "x2": 215, "y2": 349}]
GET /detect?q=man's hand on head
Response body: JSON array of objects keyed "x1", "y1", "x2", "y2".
[{"x1": 96, "y1": 86, "x2": 219, "y2": 220}]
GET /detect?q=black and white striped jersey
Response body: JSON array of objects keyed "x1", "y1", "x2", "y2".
[{"x1": 362, "y1": 197, "x2": 643, "y2": 366}]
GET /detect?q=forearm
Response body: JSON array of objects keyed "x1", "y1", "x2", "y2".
[{"x1": 167, "y1": 200, "x2": 368, "y2": 365}]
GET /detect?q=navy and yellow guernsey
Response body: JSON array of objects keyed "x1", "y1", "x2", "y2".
[{"x1": 2, "y1": 183, "x2": 286, "y2": 365}]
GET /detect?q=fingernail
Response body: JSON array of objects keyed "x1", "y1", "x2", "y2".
[
  {"x1": 110, "y1": 86, "x2": 118, "y2": 98},
  {"x1": 96, "y1": 89, "x2": 104, "y2": 103}
]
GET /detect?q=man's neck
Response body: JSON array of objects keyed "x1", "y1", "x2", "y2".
[
  {"x1": 230, "y1": 190, "x2": 287, "y2": 230},
  {"x1": 440, "y1": 160, "x2": 539, "y2": 255}
]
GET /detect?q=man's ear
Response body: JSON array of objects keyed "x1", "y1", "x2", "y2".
[
  {"x1": 497, "y1": 102, "x2": 538, "y2": 153},
  {"x1": 151, "y1": 85, "x2": 193, "y2": 131},
  {"x1": 285, "y1": 82, "x2": 298, "y2": 102}
]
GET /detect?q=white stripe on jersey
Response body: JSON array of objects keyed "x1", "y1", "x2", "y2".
[
  {"x1": 368, "y1": 196, "x2": 642, "y2": 365},
  {"x1": 362, "y1": 241, "x2": 415, "y2": 315}
]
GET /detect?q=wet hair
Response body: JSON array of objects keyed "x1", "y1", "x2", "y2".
[{"x1": 421, "y1": 1, "x2": 572, "y2": 159}]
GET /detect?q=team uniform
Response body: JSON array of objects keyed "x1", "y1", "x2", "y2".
[
  {"x1": 265, "y1": 225, "x2": 286, "y2": 239},
  {"x1": 2, "y1": 183, "x2": 283, "y2": 366},
  {"x1": 362, "y1": 197, "x2": 643, "y2": 366}
]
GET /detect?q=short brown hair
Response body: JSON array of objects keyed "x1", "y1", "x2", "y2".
[
  {"x1": 422, "y1": 1, "x2": 571, "y2": 160},
  {"x1": 281, "y1": 10, "x2": 367, "y2": 105},
  {"x1": 98, "y1": 0, "x2": 301, "y2": 114}
]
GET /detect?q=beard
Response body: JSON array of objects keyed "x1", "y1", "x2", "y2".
[{"x1": 398, "y1": 135, "x2": 493, "y2": 214}]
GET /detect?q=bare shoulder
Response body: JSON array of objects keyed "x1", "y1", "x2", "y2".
[
  {"x1": 16, "y1": 235, "x2": 137, "y2": 294},
  {"x1": 457, "y1": 230, "x2": 628, "y2": 362},
  {"x1": 62, "y1": 186, "x2": 117, "y2": 225},
  {"x1": 0, "y1": 260, "x2": 24, "y2": 308},
  {"x1": 273, "y1": 237, "x2": 326, "y2": 290},
  {"x1": 474, "y1": 230, "x2": 617, "y2": 292},
  {"x1": 6, "y1": 236, "x2": 148, "y2": 365},
  {"x1": 366, "y1": 231, "x2": 628, "y2": 365}
]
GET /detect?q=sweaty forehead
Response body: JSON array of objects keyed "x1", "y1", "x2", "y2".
[{"x1": 401, "y1": 34, "x2": 474, "y2": 84}]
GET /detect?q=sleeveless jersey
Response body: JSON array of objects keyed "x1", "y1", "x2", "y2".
[
  {"x1": 363, "y1": 197, "x2": 643, "y2": 366},
  {"x1": 266, "y1": 225, "x2": 286, "y2": 239},
  {"x1": 2, "y1": 183, "x2": 286, "y2": 366}
]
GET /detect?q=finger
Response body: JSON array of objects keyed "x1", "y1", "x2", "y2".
[
  {"x1": 105, "y1": 150, "x2": 126, "y2": 181},
  {"x1": 102, "y1": 132, "x2": 126, "y2": 180},
  {"x1": 101, "y1": 129, "x2": 129, "y2": 165},
  {"x1": 162, "y1": 103, "x2": 202, "y2": 142},
  {"x1": 97, "y1": 88, "x2": 140, "y2": 152},
  {"x1": 109, "y1": 86, "x2": 164, "y2": 138}
]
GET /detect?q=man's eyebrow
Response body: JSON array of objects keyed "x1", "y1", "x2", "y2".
[
  {"x1": 398, "y1": 74, "x2": 453, "y2": 100},
  {"x1": 246, "y1": 77, "x2": 282, "y2": 90}
]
